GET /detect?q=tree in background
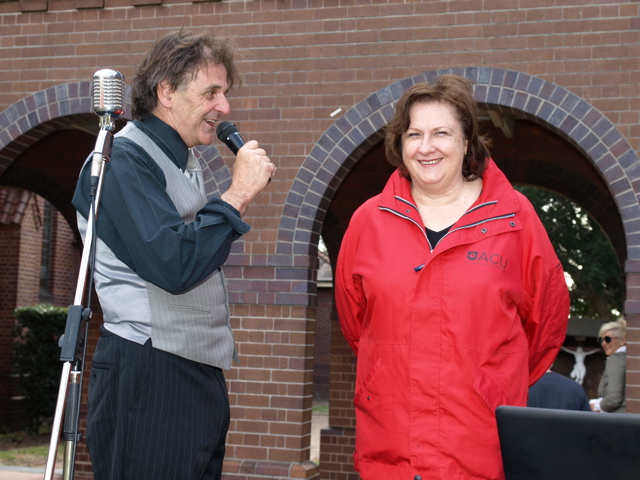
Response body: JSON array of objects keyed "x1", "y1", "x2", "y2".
[
  {"x1": 516, "y1": 186, "x2": 624, "y2": 321},
  {"x1": 12, "y1": 304, "x2": 67, "y2": 433}
]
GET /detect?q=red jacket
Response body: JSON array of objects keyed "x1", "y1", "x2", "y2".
[{"x1": 335, "y1": 160, "x2": 570, "y2": 480}]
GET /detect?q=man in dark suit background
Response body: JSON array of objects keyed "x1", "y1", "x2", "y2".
[{"x1": 527, "y1": 369, "x2": 591, "y2": 411}]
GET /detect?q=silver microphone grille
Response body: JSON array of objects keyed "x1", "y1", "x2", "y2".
[{"x1": 93, "y1": 69, "x2": 125, "y2": 118}]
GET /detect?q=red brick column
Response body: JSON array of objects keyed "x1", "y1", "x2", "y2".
[
  {"x1": 0, "y1": 223, "x2": 21, "y2": 427},
  {"x1": 624, "y1": 262, "x2": 640, "y2": 414}
]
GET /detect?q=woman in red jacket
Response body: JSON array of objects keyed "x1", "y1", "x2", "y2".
[{"x1": 335, "y1": 75, "x2": 570, "y2": 480}]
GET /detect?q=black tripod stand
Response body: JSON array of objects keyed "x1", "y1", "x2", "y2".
[{"x1": 44, "y1": 69, "x2": 125, "y2": 480}]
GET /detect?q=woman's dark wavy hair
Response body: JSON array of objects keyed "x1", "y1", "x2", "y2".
[
  {"x1": 384, "y1": 75, "x2": 491, "y2": 180},
  {"x1": 131, "y1": 30, "x2": 241, "y2": 120}
]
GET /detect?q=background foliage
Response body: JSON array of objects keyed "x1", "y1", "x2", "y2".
[
  {"x1": 12, "y1": 304, "x2": 67, "y2": 434},
  {"x1": 517, "y1": 186, "x2": 624, "y2": 320}
]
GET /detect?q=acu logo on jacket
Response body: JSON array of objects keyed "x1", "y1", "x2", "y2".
[{"x1": 467, "y1": 251, "x2": 509, "y2": 270}]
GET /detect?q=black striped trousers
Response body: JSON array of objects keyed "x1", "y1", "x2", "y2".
[{"x1": 86, "y1": 327, "x2": 230, "y2": 480}]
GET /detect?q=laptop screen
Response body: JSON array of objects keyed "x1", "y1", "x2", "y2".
[{"x1": 496, "y1": 405, "x2": 640, "y2": 480}]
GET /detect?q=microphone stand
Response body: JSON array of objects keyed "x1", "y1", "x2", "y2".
[{"x1": 44, "y1": 113, "x2": 115, "y2": 480}]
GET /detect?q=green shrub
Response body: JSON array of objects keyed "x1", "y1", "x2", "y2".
[{"x1": 12, "y1": 304, "x2": 68, "y2": 434}]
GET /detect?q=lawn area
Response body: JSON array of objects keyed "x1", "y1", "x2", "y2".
[{"x1": 0, "y1": 431, "x2": 63, "y2": 468}]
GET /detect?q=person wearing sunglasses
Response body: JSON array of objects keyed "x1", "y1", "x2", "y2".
[{"x1": 589, "y1": 318, "x2": 627, "y2": 413}]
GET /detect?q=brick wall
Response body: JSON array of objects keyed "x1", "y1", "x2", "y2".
[
  {"x1": 49, "y1": 214, "x2": 81, "y2": 306},
  {"x1": 16, "y1": 194, "x2": 43, "y2": 306},
  {"x1": 0, "y1": 222, "x2": 21, "y2": 425},
  {"x1": 0, "y1": 191, "x2": 82, "y2": 427},
  {"x1": 314, "y1": 288, "x2": 332, "y2": 401},
  {"x1": 0, "y1": 1, "x2": 638, "y2": 479},
  {"x1": 1, "y1": 1, "x2": 638, "y2": 154}
]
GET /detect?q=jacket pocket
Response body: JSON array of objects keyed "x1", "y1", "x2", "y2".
[
  {"x1": 474, "y1": 368, "x2": 512, "y2": 413},
  {"x1": 353, "y1": 356, "x2": 410, "y2": 466},
  {"x1": 354, "y1": 358, "x2": 383, "y2": 407}
]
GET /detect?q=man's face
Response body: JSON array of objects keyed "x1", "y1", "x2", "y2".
[{"x1": 156, "y1": 62, "x2": 231, "y2": 148}]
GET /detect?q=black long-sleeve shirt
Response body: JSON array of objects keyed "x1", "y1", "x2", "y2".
[{"x1": 72, "y1": 115, "x2": 249, "y2": 294}]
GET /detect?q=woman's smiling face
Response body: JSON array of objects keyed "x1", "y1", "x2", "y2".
[
  {"x1": 401, "y1": 101, "x2": 468, "y2": 196},
  {"x1": 600, "y1": 328, "x2": 625, "y2": 356}
]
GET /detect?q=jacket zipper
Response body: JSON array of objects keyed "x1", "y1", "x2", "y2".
[{"x1": 379, "y1": 197, "x2": 517, "y2": 258}]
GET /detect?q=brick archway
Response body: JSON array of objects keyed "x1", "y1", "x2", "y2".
[
  {"x1": 277, "y1": 69, "x2": 640, "y2": 462},
  {"x1": 278, "y1": 66, "x2": 639, "y2": 263},
  {"x1": 0, "y1": 81, "x2": 231, "y2": 197}
]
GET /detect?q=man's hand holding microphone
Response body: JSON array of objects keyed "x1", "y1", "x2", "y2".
[{"x1": 217, "y1": 121, "x2": 276, "y2": 216}]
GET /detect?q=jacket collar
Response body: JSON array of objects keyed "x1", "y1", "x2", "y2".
[{"x1": 380, "y1": 158, "x2": 521, "y2": 227}]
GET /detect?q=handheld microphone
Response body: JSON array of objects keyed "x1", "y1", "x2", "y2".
[
  {"x1": 91, "y1": 69, "x2": 125, "y2": 185},
  {"x1": 216, "y1": 121, "x2": 245, "y2": 155},
  {"x1": 93, "y1": 69, "x2": 125, "y2": 119}
]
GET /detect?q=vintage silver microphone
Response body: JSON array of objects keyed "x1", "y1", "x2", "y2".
[
  {"x1": 93, "y1": 68, "x2": 125, "y2": 118},
  {"x1": 91, "y1": 69, "x2": 125, "y2": 183}
]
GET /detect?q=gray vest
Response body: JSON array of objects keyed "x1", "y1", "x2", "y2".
[{"x1": 78, "y1": 122, "x2": 237, "y2": 369}]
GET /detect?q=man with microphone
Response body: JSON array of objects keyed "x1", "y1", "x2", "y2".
[{"x1": 72, "y1": 30, "x2": 275, "y2": 480}]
